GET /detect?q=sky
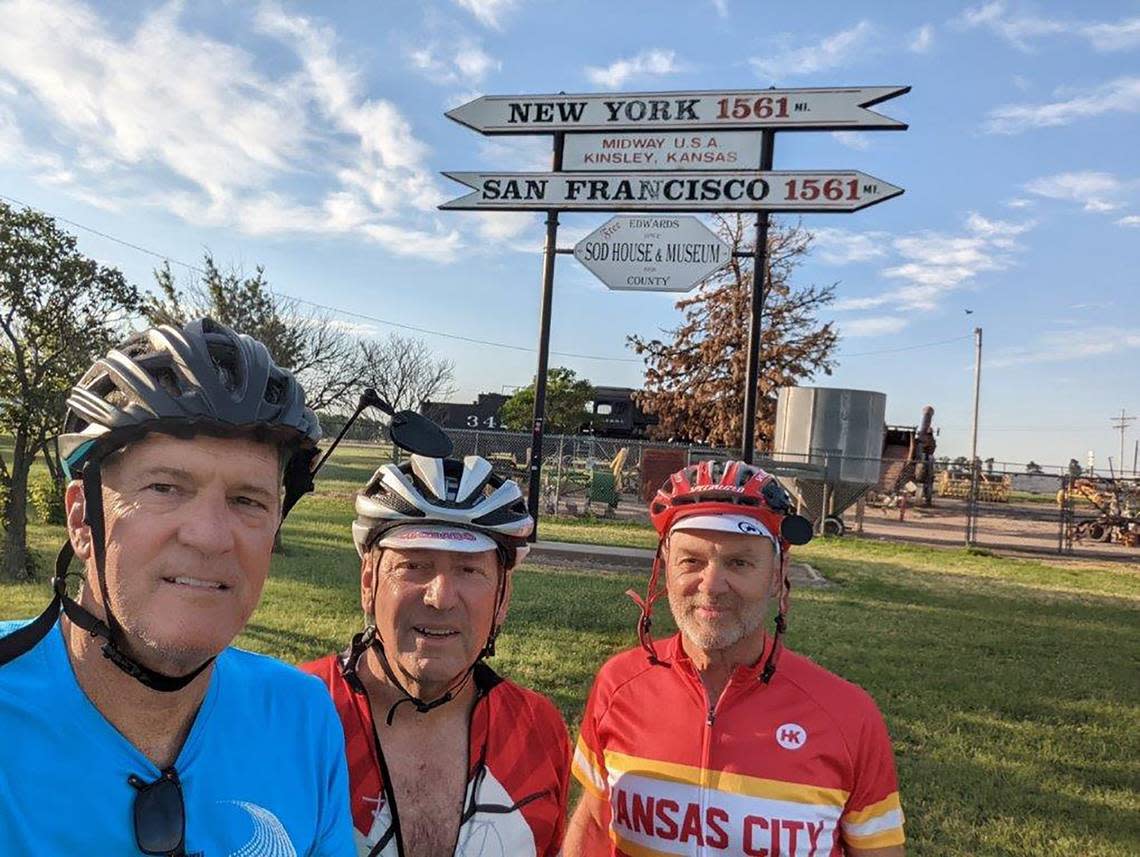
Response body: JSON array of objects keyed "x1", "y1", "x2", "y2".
[{"x1": 1, "y1": 0, "x2": 1138, "y2": 470}]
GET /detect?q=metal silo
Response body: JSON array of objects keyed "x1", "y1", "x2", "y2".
[{"x1": 772, "y1": 386, "x2": 887, "y2": 534}]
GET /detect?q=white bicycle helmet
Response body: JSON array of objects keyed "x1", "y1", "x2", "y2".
[{"x1": 353, "y1": 454, "x2": 534, "y2": 566}]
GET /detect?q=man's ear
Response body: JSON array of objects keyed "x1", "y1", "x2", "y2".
[
  {"x1": 65, "y1": 481, "x2": 91, "y2": 560},
  {"x1": 360, "y1": 552, "x2": 378, "y2": 617},
  {"x1": 769, "y1": 550, "x2": 786, "y2": 598},
  {"x1": 494, "y1": 569, "x2": 513, "y2": 627}
]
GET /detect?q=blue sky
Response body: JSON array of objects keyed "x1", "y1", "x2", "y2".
[{"x1": 1, "y1": 0, "x2": 1138, "y2": 469}]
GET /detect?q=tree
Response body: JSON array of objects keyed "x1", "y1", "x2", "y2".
[
  {"x1": 0, "y1": 202, "x2": 140, "y2": 579},
  {"x1": 629, "y1": 216, "x2": 838, "y2": 447},
  {"x1": 501, "y1": 367, "x2": 593, "y2": 434},
  {"x1": 1025, "y1": 461, "x2": 1043, "y2": 474},
  {"x1": 356, "y1": 333, "x2": 456, "y2": 413},
  {"x1": 143, "y1": 257, "x2": 359, "y2": 412}
]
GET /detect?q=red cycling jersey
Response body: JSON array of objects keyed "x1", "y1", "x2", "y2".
[
  {"x1": 573, "y1": 633, "x2": 904, "y2": 856},
  {"x1": 302, "y1": 647, "x2": 570, "y2": 857}
]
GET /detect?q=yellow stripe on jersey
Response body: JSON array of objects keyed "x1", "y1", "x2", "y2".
[
  {"x1": 843, "y1": 790, "x2": 902, "y2": 825},
  {"x1": 572, "y1": 738, "x2": 608, "y2": 799},
  {"x1": 603, "y1": 749, "x2": 850, "y2": 807},
  {"x1": 843, "y1": 825, "x2": 906, "y2": 850}
]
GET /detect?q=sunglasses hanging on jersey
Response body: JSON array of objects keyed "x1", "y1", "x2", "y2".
[{"x1": 128, "y1": 767, "x2": 186, "y2": 857}]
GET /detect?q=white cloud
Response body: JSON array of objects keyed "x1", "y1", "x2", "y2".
[
  {"x1": 711, "y1": 0, "x2": 728, "y2": 18},
  {"x1": 834, "y1": 212, "x2": 1034, "y2": 313},
  {"x1": 1081, "y1": 18, "x2": 1140, "y2": 51},
  {"x1": 0, "y1": 0, "x2": 465, "y2": 260},
  {"x1": 964, "y1": 212, "x2": 1034, "y2": 247},
  {"x1": 991, "y1": 327, "x2": 1140, "y2": 367},
  {"x1": 411, "y1": 41, "x2": 500, "y2": 86},
  {"x1": 1024, "y1": 171, "x2": 1125, "y2": 212},
  {"x1": 585, "y1": 49, "x2": 683, "y2": 89},
  {"x1": 811, "y1": 227, "x2": 889, "y2": 265},
  {"x1": 1116, "y1": 215, "x2": 1140, "y2": 227},
  {"x1": 453, "y1": 0, "x2": 517, "y2": 29},
  {"x1": 831, "y1": 131, "x2": 869, "y2": 150},
  {"x1": 1005, "y1": 197, "x2": 1034, "y2": 209},
  {"x1": 957, "y1": 2, "x2": 1065, "y2": 51},
  {"x1": 750, "y1": 21, "x2": 875, "y2": 80},
  {"x1": 909, "y1": 24, "x2": 934, "y2": 53},
  {"x1": 842, "y1": 316, "x2": 908, "y2": 337},
  {"x1": 957, "y1": 2, "x2": 1140, "y2": 52},
  {"x1": 984, "y1": 77, "x2": 1140, "y2": 134}
]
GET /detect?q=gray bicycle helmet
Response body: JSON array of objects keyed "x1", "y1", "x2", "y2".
[{"x1": 59, "y1": 317, "x2": 320, "y2": 475}]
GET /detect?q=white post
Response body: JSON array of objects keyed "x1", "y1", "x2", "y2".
[{"x1": 966, "y1": 327, "x2": 983, "y2": 545}]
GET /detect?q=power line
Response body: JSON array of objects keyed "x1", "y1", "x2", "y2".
[
  {"x1": 0, "y1": 192, "x2": 640, "y2": 363},
  {"x1": 2, "y1": 191, "x2": 979, "y2": 365},
  {"x1": 841, "y1": 334, "x2": 972, "y2": 358}
]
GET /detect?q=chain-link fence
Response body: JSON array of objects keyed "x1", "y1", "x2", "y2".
[{"x1": 327, "y1": 419, "x2": 1139, "y2": 561}]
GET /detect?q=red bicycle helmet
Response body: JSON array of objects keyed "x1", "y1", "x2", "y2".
[{"x1": 631, "y1": 460, "x2": 812, "y2": 679}]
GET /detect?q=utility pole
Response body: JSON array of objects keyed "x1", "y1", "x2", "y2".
[
  {"x1": 965, "y1": 327, "x2": 983, "y2": 546},
  {"x1": 1110, "y1": 409, "x2": 1134, "y2": 481}
]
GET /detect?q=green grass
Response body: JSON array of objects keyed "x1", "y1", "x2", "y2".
[{"x1": 2, "y1": 448, "x2": 1139, "y2": 855}]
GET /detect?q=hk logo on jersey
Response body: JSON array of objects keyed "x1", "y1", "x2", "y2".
[{"x1": 776, "y1": 723, "x2": 806, "y2": 750}]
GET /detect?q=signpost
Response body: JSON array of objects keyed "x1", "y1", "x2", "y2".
[
  {"x1": 446, "y1": 86, "x2": 909, "y2": 134},
  {"x1": 441, "y1": 170, "x2": 902, "y2": 212},
  {"x1": 574, "y1": 215, "x2": 731, "y2": 292},
  {"x1": 440, "y1": 84, "x2": 909, "y2": 537}
]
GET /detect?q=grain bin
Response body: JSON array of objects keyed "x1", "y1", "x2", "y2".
[{"x1": 772, "y1": 386, "x2": 887, "y2": 534}]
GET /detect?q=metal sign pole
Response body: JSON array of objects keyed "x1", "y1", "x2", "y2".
[
  {"x1": 526, "y1": 131, "x2": 565, "y2": 540},
  {"x1": 741, "y1": 130, "x2": 775, "y2": 463}
]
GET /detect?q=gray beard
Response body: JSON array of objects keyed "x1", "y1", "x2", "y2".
[{"x1": 667, "y1": 589, "x2": 768, "y2": 651}]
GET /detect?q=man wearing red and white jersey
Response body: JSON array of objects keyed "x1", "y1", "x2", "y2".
[
  {"x1": 565, "y1": 460, "x2": 905, "y2": 857},
  {"x1": 302, "y1": 454, "x2": 570, "y2": 856}
]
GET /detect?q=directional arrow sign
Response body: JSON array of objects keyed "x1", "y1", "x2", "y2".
[
  {"x1": 440, "y1": 171, "x2": 903, "y2": 212},
  {"x1": 574, "y1": 216, "x2": 731, "y2": 292},
  {"x1": 445, "y1": 86, "x2": 908, "y2": 135}
]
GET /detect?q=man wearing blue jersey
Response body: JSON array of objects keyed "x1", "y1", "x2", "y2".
[{"x1": 0, "y1": 319, "x2": 354, "y2": 856}]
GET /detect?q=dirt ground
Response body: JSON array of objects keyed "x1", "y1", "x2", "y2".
[{"x1": 845, "y1": 495, "x2": 1140, "y2": 566}]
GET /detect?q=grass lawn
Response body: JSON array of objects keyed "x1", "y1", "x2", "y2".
[{"x1": 2, "y1": 446, "x2": 1138, "y2": 855}]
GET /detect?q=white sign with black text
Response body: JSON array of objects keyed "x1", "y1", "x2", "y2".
[
  {"x1": 441, "y1": 170, "x2": 903, "y2": 212},
  {"x1": 573, "y1": 216, "x2": 731, "y2": 292},
  {"x1": 446, "y1": 86, "x2": 909, "y2": 134},
  {"x1": 563, "y1": 131, "x2": 762, "y2": 171}
]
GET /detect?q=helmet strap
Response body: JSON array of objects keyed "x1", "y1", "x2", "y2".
[
  {"x1": 760, "y1": 558, "x2": 792, "y2": 684},
  {"x1": 626, "y1": 546, "x2": 667, "y2": 665}
]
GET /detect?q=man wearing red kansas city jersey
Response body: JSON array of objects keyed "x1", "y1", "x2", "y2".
[
  {"x1": 565, "y1": 460, "x2": 905, "y2": 857},
  {"x1": 302, "y1": 453, "x2": 570, "y2": 856}
]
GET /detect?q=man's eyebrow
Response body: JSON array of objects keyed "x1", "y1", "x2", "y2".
[
  {"x1": 137, "y1": 466, "x2": 193, "y2": 482},
  {"x1": 137, "y1": 467, "x2": 276, "y2": 499},
  {"x1": 232, "y1": 482, "x2": 277, "y2": 500}
]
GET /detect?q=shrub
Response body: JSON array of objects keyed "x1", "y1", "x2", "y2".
[{"x1": 28, "y1": 472, "x2": 66, "y2": 525}]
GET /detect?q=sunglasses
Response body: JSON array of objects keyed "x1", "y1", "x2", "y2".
[{"x1": 128, "y1": 767, "x2": 186, "y2": 856}]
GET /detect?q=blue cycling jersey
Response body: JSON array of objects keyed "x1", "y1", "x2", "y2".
[{"x1": 0, "y1": 619, "x2": 355, "y2": 856}]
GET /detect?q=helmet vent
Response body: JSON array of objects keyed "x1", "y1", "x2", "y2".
[
  {"x1": 207, "y1": 341, "x2": 240, "y2": 392},
  {"x1": 264, "y1": 375, "x2": 286, "y2": 405}
]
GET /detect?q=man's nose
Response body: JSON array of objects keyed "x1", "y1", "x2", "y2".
[
  {"x1": 176, "y1": 487, "x2": 236, "y2": 555},
  {"x1": 696, "y1": 560, "x2": 731, "y2": 594},
  {"x1": 422, "y1": 571, "x2": 459, "y2": 610}
]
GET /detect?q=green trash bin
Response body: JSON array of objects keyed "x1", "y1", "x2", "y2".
[{"x1": 588, "y1": 471, "x2": 618, "y2": 506}]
